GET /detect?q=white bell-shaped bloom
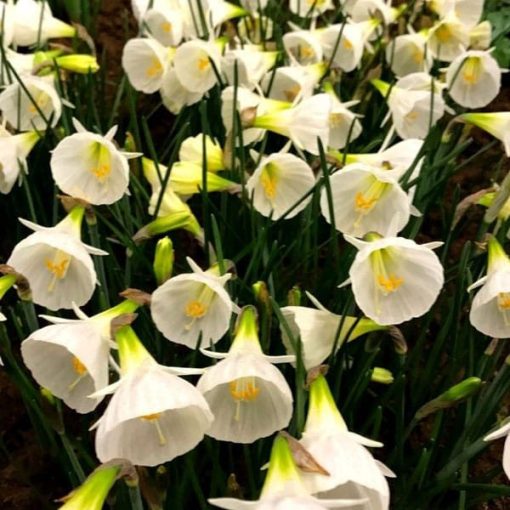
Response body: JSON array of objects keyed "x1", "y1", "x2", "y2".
[
  {"x1": 222, "y1": 47, "x2": 277, "y2": 90},
  {"x1": 122, "y1": 37, "x2": 172, "y2": 94},
  {"x1": 427, "y1": 16, "x2": 470, "y2": 62},
  {"x1": 246, "y1": 152, "x2": 315, "y2": 220},
  {"x1": 252, "y1": 93, "x2": 331, "y2": 155},
  {"x1": 469, "y1": 21, "x2": 492, "y2": 50},
  {"x1": 262, "y1": 63, "x2": 325, "y2": 103},
  {"x1": 374, "y1": 73, "x2": 445, "y2": 140},
  {"x1": 428, "y1": 0, "x2": 483, "y2": 28},
  {"x1": 484, "y1": 419, "x2": 510, "y2": 479},
  {"x1": 446, "y1": 50, "x2": 501, "y2": 108},
  {"x1": 320, "y1": 163, "x2": 411, "y2": 237},
  {"x1": 280, "y1": 293, "x2": 387, "y2": 370},
  {"x1": 197, "y1": 306, "x2": 294, "y2": 443},
  {"x1": 151, "y1": 257, "x2": 234, "y2": 349},
  {"x1": 173, "y1": 39, "x2": 221, "y2": 94},
  {"x1": 459, "y1": 112, "x2": 510, "y2": 157},
  {"x1": 142, "y1": 7, "x2": 184, "y2": 46},
  {"x1": 347, "y1": 0, "x2": 397, "y2": 24},
  {"x1": 283, "y1": 29, "x2": 323, "y2": 65},
  {"x1": 7, "y1": 207, "x2": 107, "y2": 311},
  {"x1": 21, "y1": 299, "x2": 139, "y2": 414},
  {"x1": 321, "y1": 21, "x2": 377, "y2": 73},
  {"x1": 12, "y1": 0, "x2": 75, "y2": 46},
  {"x1": 160, "y1": 68, "x2": 202, "y2": 114},
  {"x1": 95, "y1": 325, "x2": 213, "y2": 466},
  {"x1": 346, "y1": 234, "x2": 444, "y2": 325},
  {"x1": 209, "y1": 433, "x2": 366, "y2": 509},
  {"x1": 385, "y1": 32, "x2": 433, "y2": 77},
  {"x1": 469, "y1": 237, "x2": 510, "y2": 338},
  {"x1": 179, "y1": 134, "x2": 224, "y2": 172},
  {"x1": 300, "y1": 374, "x2": 392, "y2": 510},
  {"x1": 289, "y1": 0, "x2": 333, "y2": 17},
  {"x1": 50, "y1": 119, "x2": 137, "y2": 206},
  {"x1": 0, "y1": 75, "x2": 62, "y2": 130},
  {"x1": 0, "y1": 130, "x2": 39, "y2": 194}
]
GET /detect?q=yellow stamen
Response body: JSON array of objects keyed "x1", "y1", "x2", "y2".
[
  {"x1": 412, "y1": 48, "x2": 424, "y2": 64},
  {"x1": 283, "y1": 84, "x2": 301, "y2": 102},
  {"x1": 141, "y1": 412, "x2": 163, "y2": 421},
  {"x1": 435, "y1": 25, "x2": 452, "y2": 44},
  {"x1": 355, "y1": 192, "x2": 378, "y2": 211},
  {"x1": 72, "y1": 356, "x2": 87, "y2": 376},
  {"x1": 370, "y1": 248, "x2": 404, "y2": 315},
  {"x1": 299, "y1": 46, "x2": 315, "y2": 59},
  {"x1": 161, "y1": 21, "x2": 172, "y2": 33},
  {"x1": 343, "y1": 38, "x2": 353, "y2": 50},
  {"x1": 377, "y1": 274, "x2": 404, "y2": 293},
  {"x1": 45, "y1": 250, "x2": 71, "y2": 292},
  {"x1": 198, "y1": 57, "x2": 210, "y2": 72},
  {"x1": 146, "y1": 57, "x2": 163, "y2": 78},
  {"x1": 229, "y1": 377, "x2": 260, "y2": 421},
  {"x1": 185, "y1": 300, "x2": 207, "y2": 318},
  {"x1": 405, "y1": 110, "x2": 419, "y2": 122},
  {"x1": 90, "y1": 142, "x2": 112, "y2": 182},
  {"x1": 260, "y1": 162, "x2": 278, "y2": 201},
  {"x1": 141, "y1": 413, "x2": 166, "y2": 445},
  {"x1": 462, "y1": 57, "x2": 482, "y2": 85},
  {"x1": 28, "y1": 93, "x2": 49, "y2": 114},
  {"x1": 329, "y1": 112, "x2": 345, "y2": 128}
]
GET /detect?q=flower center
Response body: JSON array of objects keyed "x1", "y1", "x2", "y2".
[
  {"x1": 377, "y1": 274, "x2": 404, "y2": 293},
  {"x1": 329, "y1": 112, "x2": 346, "y2": 128},
  {"x1": 343, "y1": 38, "x2": 353, "y2": 50},
  {"x1": 146, "y1": 57, "x2": 163, "y2": 78},
  {"x1": 298, "y1": 45, "x2": 315, "y2": 60},
  {"x1": 370, "y1": 248, "x2": 404, "y2": 316},
  {"x1": 28, "y1": 93, "x2": 50, "y2": 114},
  {"x1": 141, "y1": 413, "x2": 166, "y2": 445},
  {"x1": 45, "y1": 250, "x2": 71, "y2": 292},
  {"x1": 68, "y1": 356, "x2": 88, "y2": 391},
  {"x1": 185, "y1": 300, "x2": 207, "y2": 318},
  {"x1": 183, "y1": 285, "x2": 216, "y2": 330},
  {"x1": 161, "y1": 21, "x2": 172, "y2": 33},
  {"x1": 260, "y1": 162, "x2": 279, "y2": 201},
  {"x1": 229, "y1": 377, "x2": 260, "y2": 421},
  {"x1": 90, "y1": 142, "x2": 112, "y2": 182},
  {"x1": 435, "y1": 24, "x2": 452, "y2": 44},
  {"x1": 198, "y1": 56, "x2": 210, "y2": 72},
  {"x1": 412, "y1": 47, "x2": 424, "y2": 64},
  {"x1": 354, "y1": 179, "x2": 388, "y2": 214},
  {"x1": 461, "y1": 57, "x2": 482, "y2": 85},
  {"x1": 283, "y1": 84, "x2": 301, "y2": 102}
]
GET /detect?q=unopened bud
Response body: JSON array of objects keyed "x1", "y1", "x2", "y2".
[{"x1": 153, "y1": 237, "x2": 174, "y2": 285}]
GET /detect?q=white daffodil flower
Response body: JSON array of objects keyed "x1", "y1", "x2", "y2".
[
  {"x1": 385, "y1": 32, "x2": 433, "y2": 77},
  {"x1": 346, "y1": 234, "x2": 444, "y2": 325},
  {"x1": 347, "y1": 0, "x2": 398, "y2": 24},
  {"x1": 289, "y1": 0, "x2": 333, "y2": 17},
  {"x1": 197, "y1": 306, "x2": 294, "y2": 443},
  {"x1": 0, "y1": 75, "x2": 62, "y2": 130},
  {"x1": 7, "y1": 206, "x2": 107, "y2": 311},
  {"x1": 160, "y1": 68, "x2": 202, "y2": 114},
  {"x1": 0, "y1": 130, "x2": 40, "y2": 194},
  {"x1": 251, "y1": 93, "x2": 331, "y2": 155},
  {"x1": 320, "y1": 163, "x2": 411, "y2": 238},
  {"x1": 142, "y1": 7, "x2": 184, "y2": 46},
  {"x1": 246, "y1": 152, "x2": 315, "y2": 220},
  {"x1": 280, "y1": 293, "x2": 387, "y2": 370},
  {"x1": 262, "y1": 63, "x2": 326, "y2": 103},
  {"x1": 151, "y1": 257, "x2": 235, "y2": 349},
  {"x1": 222, "y1": 47, "x2": 278, "y2": 91},
  {"x1": 428, "y1": 0, "x2": 484, "y2": 28},
  {"x1": 484, "y1": 418, "x2": 510, "y2": 479},
  {"x1": 324, "y1": 84, "x2": 362, "y2": 150},
  {"x1": 469, "y1": 21, "x2": 492, "y2": 50},
  {"x1": 12, "y1": 0, "x2": 75, "y2": 46},
  {"x1": 209, "y1": 433, "x2": 366, "y2": 509},
  {"x1": 321, "y1": 21, "x2": 377, "y2": 73},
  {"x1": 21, "y1": 299, "x2": 138, "y2": 413},
  {"x1": 373, "y1": 73, "x2": 445, "y2": 140},
  {"x1": 460, "y1": 112, "x2": 510, "y2": 156},
  {"x1": 122, "y1": 37, "x2": 173, "y2": 94},
  {"x1": 283, "y1": 29, "x2": 323, "y2": 65},
  {"x1": 50, "y1": 119, "x2": 139, "y2": 206},
  {"x1": 427, "y1": 16, "x2": 470, "y2": 62},
  {"x1": 173, "y1": 39, "x2": 222, "y2": 95},
  {"x1": 94, "y1": 325, "x2": 213, "y2": 466},
  {"x1": 179, "y1": 134, "x2": 224, "y2": 172},
  {"x1": 446, "y1": 50, "x2": 501, "y2": 108},
  {"x1": 299, "y1": 374, "x2": 393, "y2": 510},
  {"x1": 469, "y1": 237, "x2": 510, "y2": 338}
]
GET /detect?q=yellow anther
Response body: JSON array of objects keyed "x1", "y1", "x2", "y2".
[
  {"x1": 377, "y1": 274, "x2": 404, "y2": 293},
  {"x1": 405, "y1": 110, "x2": 419, "y2": 122},
  {"x1": 146, "y1": 57, "x2": 163, "y2": 78},
  {"x1": 90, "y1": 142, "x2": 112, "y2": 182},
  {"x1": 141, "y1": 413, "x2": 166, "y2": 445},
  {"x1": 498, "y1": 293, "x2": 510, "y2": 311},
  {"x1": 185, "y1": 300, "x2": 207, "y2": 318},
  {"x1": 434, "y1": 25, "x2": 452, "y2": 44},
  {"x1": 299, "y1": 46, "x2": 315, "y2": 59},
  {"x1": 141, "y1": 413, "x2": 163, "y2": 421},
  {"x1": 343, "y1": 38, "x2": 353, "y2": 50},
  {"x1": 72, "y1": 356, "x2": 87, "y2": 376},
  {"x1": 161, "y1": 21, "x2": 172, "y2": 33},
  {"x1": 283, "y1": 84, "x2": 301, "y2": 102},
  {"x1": 329, "y1": 112, "x2": 345, "y2": 128},
  {"x1": 28, "y1": 94, "x2": 50, "y2": 114},
  {"x1": 462, "y1": 58, "x2": 482, "y2": 85},
  {"x1": 91, "y1": 164, "x2": 111, "y2": 180},
  {"x1": 45, "y1": 258, "x2": 70, "y2": 279},
  {"x1": 198, "y1": 57, "x2": 210, "y2": 71},
  {"x1": 229, "y1": 378, "x2": 260, "y2": 402},
  {"x1": 412, "y1": 48, "x2": 424, "y2": 64},
  {"x1": 355, "y1": 192, "x2": 378, "y2": 212}
]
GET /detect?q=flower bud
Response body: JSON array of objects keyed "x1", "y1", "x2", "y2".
[{"x1": 153, "y1": 237, "x2": 174, "y2": 285}]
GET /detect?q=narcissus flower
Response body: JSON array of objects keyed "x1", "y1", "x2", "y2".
[
  {"x1": 280, "y1": 293, "x2": 387, "y2": 370},
  {"x1": 21, "y1": 299, "x2": 138, "y2": 413},
  {"x1": 12, "y1": 0, "x2": 75, "y2": 47},
  {"x1": 179, "y1": 134, "x2": 224, "y2": 172},
  {"x1": 94, "y1": 325, "x2": 213, "y2": 466},
  {"x1": 427, "y1": 16, "x2": 470, "y2": 62},
  {"x1": 299, "y1": 374, "x2": 393, "y2": 510},
  {"x1": 142, "y1": 6, "x2": 184, "y2": 46},
  {"x1": 0, "y1": 129, "x2": 40, "y2": 194},
  {"x1": 346, "y1": 234, "x2": 444, "y2": 325},
  {"x1": 151, "y1": 257, "x2": 235, "y2": 348},
  {"x1": 469, "y1": 237, "x2": 510, "y2": 338},
  {"x1": 122, "y1": 37, "x2": 173, "y2": 94},
  {"x1": 7, "y1": 206, "x2": 107, "y2": 310},
  {"x1": 160, "y1": 68, "x2": 202, "y2": 114},
  {"x1": 459, "y1": 112, "x2": 510, "y2": 156},
  {"x1": 51, "y1": 119, "x2": 139, "y2": 206},
  {"x1": 246, "y1": 152, "x2": 316, "y2": 220},
  {"x1": 347, "y1": 0, "x2": 399, "y2": 24},
  {"x1": 209, "y1": 433, "x2": 365, "y2": 509},
  {"x1": 222, "y1": 48, "x2": 278, "y2": 90},
  {"x1": 320, "y1": 163, "x2": 411, "y2": 237},
  {"x1": 197, "y1": 306, "x2": 294, "y2": 443},
  {"x1": 283, "y1": 29, "x2": 323, "y2": 65},
  {"x1": 428, "y1": 0, "x2": 484, "y2": 28},
  {"x1": 289, "y1": 0, "x2": 333, "y2": 17},
  {"x1": 484, "y1": 418, "x2": 510, "y2": 479},
  {"x1": 0, "y1": 75, "x2": 62, "y2": 130},
  {"x1": 446, "y1": 50, "x2": 501, "y2": 108},
  {"x1": 385, "y1": 32, "x2": 433, "y2": 77}
]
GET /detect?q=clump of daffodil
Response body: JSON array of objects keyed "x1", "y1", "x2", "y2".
[
  {"x1": 94, "y1": 322, "x2": 213, "y2": 466},
  {"x1": 197, "y1": 306, "x2": 294, "y2": 443}
]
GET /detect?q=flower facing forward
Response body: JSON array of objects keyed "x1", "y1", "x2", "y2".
[
  {"x1": 319, "y1": 163, "x2": 411, "y2": 238},
  {"x1": 7, "y1": 206, "x2": 107, "y2": 310},
  {"x1": 385, "y1": 32, "x2": 433, "y2": 77},
  {"x1": 346, "y1": 234, "x2": 444, "y2": 325},
  {"x1": 427, "y1": 16, "x2": 470, "y2": 62},
  {"x1": 179, "y1": 134, "x2": 224, "y2": 172},
  {"x1": 209, "y1": 433, "x2": 366, "y2": 509},
  {"x1": 283, "y1": 29, "x2": 323, "y2": 65},
  {"x1": 446, "y1": 50, "x2": 501, "y2": 108},
  {"x1": 299, "y1": 373, "x2": 393, "y2": 510},
  {"x1": 94, "y1": 325, "x2": 213, "y2": 466},
  {"x1": 469, "y1": 237, "x2": 510, "y2": 338},
  {"x1": 141, "y1": 6, "x2": 184, "y2": 47},
  {"x1": 0, "y1": 75, "x2": 62, "y2": 130},
  {"x1": 160, "y1": 68, "x2": 203, "y2": 114},
  {"x1": 280, "y1": 293, "x2": 387, "y2": 370},
  {"x1": 197, "y1": 306, "x2": 294, "y2": 443},
  {"x1": 51, "y1": 119, "x2": 139, "y2": 205},
  {"x1": 246, "y1": 152, "x2": 316, "y2": 220},
  {"x1": 151, "y1": 257, "x2": 235, "y2": 348},
  {"x1": 21, "y1": 299, "x2": 138, "y2": 413},
  {"x1": 484, "y1": 418, "x2": 510, "y2": 479},
  {"x1": 459, "y1": 112, "x2": 510, "y2": 156}
]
